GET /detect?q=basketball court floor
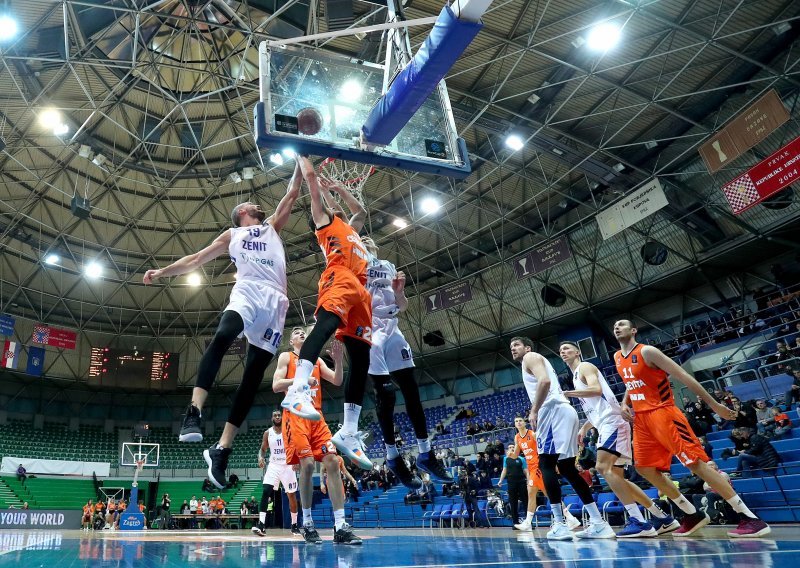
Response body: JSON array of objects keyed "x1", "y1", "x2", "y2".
[{"x1": 1, "y1": 527, "x2": 798, "y2": 567}]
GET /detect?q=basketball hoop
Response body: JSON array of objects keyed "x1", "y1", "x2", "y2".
[{"x1": 318, "y1": 158, "x2": 375, "y2": 205}]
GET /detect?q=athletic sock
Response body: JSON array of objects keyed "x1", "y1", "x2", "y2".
[
  {"x1": 290, "y1": 512, "x2": 298, "y2": 524},
  {"x1": 625, "y1": 503, "x2": 645, "y2": 522},
  {"x1": 302, "y1": 508, "x2": 313, "y2": 526},
  {"x1": 292, "y1": 360, "x2": 314, "y2": 390},
  {"x1": 525, "y1": 511, "x2": 534, "y2": 524},
  {"x1": 385, "y1": 444, "x2": 400, "y2": 460},
  {"x1": 333, "y1": 509, "x2": 345, "y2": 530},
  {"x1": 647, "y1": 504, "x2": 667, "y2": 518},
  {"x1": 342, "y1": 403, "x2": 362, "y2": 434},
  {"x1": 671, "y1": 495, "x2": 697, "y2": 515},
  {"x1": 551, "y1": 503, "x2": 565, "y2": 524},
  {"x1": 726, "y1": 495, "x2": 758, "y2": 519},
  {"x1": 417, "y1": 438, "x2": 431, "y2": 454},
  {"x1": 259, "y1": 512, "x2": 266, "y2": 524},
  {"x1": 584, "y1": 502, "x2": 603, "y2": 523}
]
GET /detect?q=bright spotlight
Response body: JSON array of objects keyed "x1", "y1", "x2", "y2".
[
  {"x1": 339, "y1": 79, "x2": 363, "y2": 102},
  {"x1": 392, "y1": 218, "x2": 409, "y2": 229},
  {"x1": 587, "y1": 22, "x2": 621, "y2": 51},
  {"x1": 85, "y1": 261, "x2": 103, "y2": 279},
  {"x1": 505, "y1": 134, "x2": 524, "y2": 151},
  {"x1": 53, "y1": 122, "x2": 69, "y2": 136},
  {"x1": 44, "y1": 254, "x2": 60, "y2": 265},
  {"x1": 39, "y1": 109, "x2": 62, "y2": 130},
  {"x1": 0, "y1": 15, "x2": 18, "y2": 42},
  {"x1": 269, "y1": 153, "x2": 284, "y2": 166},
  {"x1": 281, "y1": 148, "x2": 296, "y2": 159},
  {"x1": 420, "y1": 197, "x2": 441, "y2": 215},
  {"x1": 187, "y1": 273, "x2": 202, "y2": 287}
]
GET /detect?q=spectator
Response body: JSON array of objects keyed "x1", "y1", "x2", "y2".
[
  {"x1": 701, "y1": 436, "x2": 714, "y2": 458},
  {"x1": 475, "y1": 452, "x2": 489, "y2": 473},
  {"x1": 497, "y1": 443, "x2": 527, "y2": 524},
  {"x1": 766, "y1": 341, "x2": 793, "y2": 372},
  {"x1": 214, "y1": 496, "x2": 225, "y2": 514},
  {"x1": 722, "y1": 398, "x2": 757, "y2": 429},
  {"x1": 577, "y1": 441, "x2": 596, "y2": 470},
  {"x1": 240, "y1": 500, "x2": 249, "y2": 515},
  {"x1": 771, "y1": 407, "x2": 793, "y2": 439},
  {"x1": 694, "y1": 461, "x2": 734, "y2": 524},
  {"x1": 466, "y1": 421, "x2": 479, "y2": 436},
  {"x1": 21, "y1": 502, "x2": 29, "y2": 510},
  {"x1": 247, "y1": 496, "x2": 258, "y2": 514},
  {"x1": 785, "y1": 368, "x2": 800, "y2": 410},
  {"x1": 16, "y1": 464, "x2": 27, "y2": 485},
  {"x1": 730, "y1": 428, "x2": 781, "y2": 478},
  {"x1": 678, "y1": 471, "x2": 705, "y2": 497},
  {"x1": 754, "y1": 399, "x2": 773, "y2": 435},
  {"x1": 482, "y1": 420, "x2": 495, "y2": 432},
  {"x1": 82, "y1": 500, "x2": 93, "y2": 531},
  {"x1": 576, "y1": 463, "x2": 592, "y2": 487},
  {"x1": 791, "y1": 336, "x2": 800, "y2": 358},
  {"x1": 588, "y1": 467, "x2": 603, "y2": 493},
  {"x1": 180, "y1": 500, "x2": 190, "y2": 514},
  {"x1": 159, "y1": 493, "x2": 172, "y2": 529},
  {"x1": 477, "y1": 470, "x2": 493, "y2": 495},
  {"x1": 488, "y1": 452, "x2": 503, "y2": 477},
  {"x1": 458, "y1": 469, "x2": 479, "y2": 527},
  {"x1": 189, "y1": 495, "x2": 198, "y2": 514}
]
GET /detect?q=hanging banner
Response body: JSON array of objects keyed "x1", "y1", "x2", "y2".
[
  {"x1": 509, "y1": 237, "x2": 572, "y2": 280},
  {"x1": 32, "y1": 325, "x2": 78, "y2": 350},
  {"x1": 0, "y1": 314, "x2": 15, "y2": 336},
  {"x1": 595, "y1": 178, "x2": 668, "y2": 240},
  {"x1": 425, "y1": 281, "x2": 473, "y2": 313}
]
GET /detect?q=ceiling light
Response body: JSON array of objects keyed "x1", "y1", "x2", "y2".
[
  {"x1": 505, "y1": 134, "x2": 524, "y2": 151},
  {"x1": 420, "y1": 197, "x2": 441, "y2": 215},
  {"x1": 587, "y1": 22, "x2": 621, "y2": 51},
  {"x1": 552, "y1": 147, "x2": 564, "y2": 156},
  {"x1": 53, "y1": 122, "x2": 69, "y2": 136},
  {"x1": 187, "y1": 273, "x2": 202, "y2": 287},
  {"x1": 612, "y1": 162, "x2": 625, "y2": 172},
  {"x1": 772, "y1": 22, "x2": 791, "y2": 36},
  {"x1": 339, "y1": 79, "x2": 363, "y2": 102},
  {"x1": 527, "y1": 93, "x2": 540, "y2": 105},
  {"x1": 242, "y1": 167, "x2": 255, "y2": 180},
  {"x1": 92, "y1": 154, "x2": 106, "y2": 166},
  {"x1": 39, "y1": 109, "x2": 62, "y2": 130},
  {"x1": 392, "y1": 218, "x2": 408, "y2": 229},
  {"x1": 570, "y1": 36, "x2": 585, "y2": 49},
  {"x1": 79, "y1": 145, "x2": 92, "y2": 158},
  {"x1": 229, "y1": 172, "x2": 242, "y2": 183},
  {"x1": 269, "y1": 153, "x2": 284, "y2": 166},
  {"x1": 0, "y1": 15, "x2": 19, "y2": 42},
  {"x1": 85, "y1": 261, "x2": 103, "y2": 279},
  {"x1": 645, "y1": 140, "x2": 658, "y2": 150},
  {"x1": 281, "y1": 148, "x2": 296, "y2": 159},
  {"x1": 44, "y1": 254, "x2": 59, "y2": 265}
]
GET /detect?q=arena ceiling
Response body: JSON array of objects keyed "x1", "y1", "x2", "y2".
[{"x1": 1, "y1": 0, "x2": 800, "y2": 387}]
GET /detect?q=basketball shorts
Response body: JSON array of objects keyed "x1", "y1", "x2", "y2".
[
  {"x1": 225, "y1": 281, "x2": 289, "y2": 354},
  {"x1": 263, "y1": 462, "x2": 298, "y2": 493},
  {"x1": 596, "y1": 417, "x2": 633, "y2": 466},
  {"x1": 368, "y1": 327, "x2": 415, "y2": 375},
  {"x1": 633, "y1": 406, "x2": 709, "y2": 471},
  {"x1": 283, "y1": 410, "x2": 337, "y2": 465},
  {"x1": 536, "y1": 403, "x2": 580, "y2": 458},
  {"x1": 316, "y1": 267, "x2": 372, "y2": 344},
  {"x1": 527, "y1": 464, "x2": 545, "y2": 491}
]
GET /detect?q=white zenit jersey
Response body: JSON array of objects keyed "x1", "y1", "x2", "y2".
[
  {"x1": 572, "y1": 363, "x2": 622, "y2": 428},
  {"x1": 229, "y1": 222, "x2": 287, "y2": 293},
  {"x1": 522, "y1": 357, "x2": 569, "y2": 410},
  {"x1": 366, "y1": 256, "x2": 399, "y2": 334},
  {"x1": 267, "y1": 427, "x2": 286, "y2": 465}
]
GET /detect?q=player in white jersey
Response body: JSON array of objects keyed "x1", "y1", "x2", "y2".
[
  {"x1": 510, "y1": 336, "x2": 613, "y2": 541},
  {"x1": 253, "y1": 409, "x2": 300, "y2": 536},
  {"x1": 360, "y1": 237, "x2": 453, "y2": 487},
  {"x1": 143, "y1": 162, "x2": 302, "y2": 489},
  {"x1": 560, "y1": 341, "x2": 679, "y2": 538}
]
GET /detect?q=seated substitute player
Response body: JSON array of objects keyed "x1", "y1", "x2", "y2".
[
  {"x1": 507, "y1": 415, "x2": 580, "y2": 532},
  {"x1": 613, "y1": 319, "x2": 770, "y2": 538},
  {"x1": 143, "y1": 162, "x2": 302, "y2": 489},
  {"x1": 510, "y1": 337, "x2": 613, "y2": 540},
  {"x1": 280, "y1": 156, "x2": 373, "y2": 471},
  {"x1": 253, "y1": 409, "x2": 300, "y2": 536},
  {"x1": 273, "y1": 327, "x2": 361, "y2": 545},
  {"x1": 360, "y1": 235, "x2": 453, "y2": 487},
  {"x1": 559, "y1": 341, "x2": 679, "y2": 538}
]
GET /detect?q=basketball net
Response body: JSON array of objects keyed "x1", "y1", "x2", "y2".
[{"x1": 318, "y1": 158, "x2": 375, "y2": 206}]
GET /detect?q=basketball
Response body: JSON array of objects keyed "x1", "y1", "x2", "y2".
[{"x1": 297, "y1": 107, "x2": 323, "y2": 135}]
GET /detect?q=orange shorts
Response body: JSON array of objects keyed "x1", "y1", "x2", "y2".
[
  {"x1": 633, "y1": 405, "x2": 709, "y2": 471},
  {"x1": 527, "y1": 465, "x2": 545, "y2": 491},
  {"x1": 283, "y1": 410, "x2": 337, "y2": 465},
  {"x1": 316, "y1": 267, "x2": 372, "y2": 344}
]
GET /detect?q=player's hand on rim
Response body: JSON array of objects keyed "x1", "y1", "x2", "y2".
[{"x1": 392, "y1": 271, "x2": 406, "y2": 293}]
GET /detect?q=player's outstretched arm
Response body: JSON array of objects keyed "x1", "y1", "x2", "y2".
[
  {"x1": 563, "y1": 362, "x2": 602, "y2": 398},
  {"x1": 328, "y1": 180, "x2": 366, "y2": 232},
  {"x1": 142, "y1": 231, "x2": 230, "y2": 284},
  {"x1": 319, "y1": 339, "x2": 344, "y2": 387},
  {"x1": 298, "y1": 156, "x2": 331, "y2": 228},
  {"x1": 269, "y1": 160, "x2": 303, "y2": 234},
  {"x1": 392, "y1": 271, "x2": 409, "y2": 312},
  {"x1": 319, "y1": 178, "x2": 348, "y2": 219},
  {"x1": 272, "y1": 352, "x2": 294, "y2": 393}
]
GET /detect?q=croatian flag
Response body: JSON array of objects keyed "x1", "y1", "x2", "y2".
[{"x1": 2, "y1": 340, "x2": 20, "y2": 369}]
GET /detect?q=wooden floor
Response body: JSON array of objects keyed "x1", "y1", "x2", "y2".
[{"x1": 1, "y1": 526, "x2": 799, "y2": 567}]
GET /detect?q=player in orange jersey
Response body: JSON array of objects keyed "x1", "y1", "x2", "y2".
[
  {"x1": 508, "y1": 415, "x2": 580, "y2": 532},
  {"x1": 273, "y1": 327, "x2": 361, "y2": 546},
  {"x1": 281, "y1": 156, "x2": 374, "y2": 473},
  {"x1": 613, "y1": 319, "x2": 770, "y2": 538}
]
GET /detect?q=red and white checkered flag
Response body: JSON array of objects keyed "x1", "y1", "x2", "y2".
[{"x1": 721, "y1": 173, "x2": 760, "y2": 214}]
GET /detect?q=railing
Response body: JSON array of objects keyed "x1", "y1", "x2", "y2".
[{"x1": 680, "y1": 357, "x2": 799, "y2": 404}]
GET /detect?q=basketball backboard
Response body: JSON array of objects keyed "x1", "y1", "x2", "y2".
[{"x1": 121, "y1": 442, "x2": 160, "y2": 468}]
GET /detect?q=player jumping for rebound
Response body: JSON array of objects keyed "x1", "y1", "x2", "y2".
[
  {"x1": 253, "y1": 409, "x2": 300, "y2": 536},
  {"x1": 559, "y1": 341, "x2": 679, "y2": 538},
  {"x1": 613, "y1": 319, "x2": 770, "y2": 537},
  {"x1": 510, "y1": 337, "x2": 614, "y2": 540},
  {"x1": 273, "y1": 328, "x2": 361, "y2": 545},
  {"x1": 281, "y1": 156, "x2": 373, "y2": 471},
  {"x1": 361, "y1": 236, "x2": 453, "y2": 487},
  {"x1": 143, "y1": 162, "x2": 302, "y2": 489}
]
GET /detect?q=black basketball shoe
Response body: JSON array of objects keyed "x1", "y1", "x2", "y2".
[
  {"x1": 302, "y1": 524, "x2": 323, "y2": 544},
  {"x1": 333, "y1": 523, "x2": 362, "y2": 545},
  {"x1": 178, "y1": 404, "x2": 203, "y2": 442},
  {"x1": 386, "y1": 456, "x2": 422, "y2": 489},
  {"x1": 416, "y1": 452, "x2": 454, "y2": 482},
  {"x1": 203, "y1": 444, "x2": 231, "y2": 490},
  {"x1": 251, "y1": 522, "x2": 266, "y2": 537},
  {"x1": 291, "y1": 523, "x2": 301, "y2": 535}
]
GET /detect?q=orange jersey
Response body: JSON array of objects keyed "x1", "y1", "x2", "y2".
[
  {"x1": 83, "y1": 505, "x2": 92, "y2": 515},
  {"x1": 286, "y1": 352, "x2": 324, "y2": 411},
  {"x1": 315, "y1": 215, "x2": 368, "y2": 284},
  {"x1": 514, "y1": 430, "x2": 539, "y2": 468},
  {"x1": 614, "y1": 343, "x2": 674, "y2": 412}
]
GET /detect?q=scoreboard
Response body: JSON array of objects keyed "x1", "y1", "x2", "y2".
[{"x1": 89, "y1": 347, "x2": 179, "y2": 389}]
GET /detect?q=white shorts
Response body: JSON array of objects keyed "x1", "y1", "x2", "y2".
[
  {"x1": 263, "y1": 462, "x2": 298, "y2": 493},
  {"x1": 536, "y1": 403, "x2": 579, "y2": 458},
  {"x1": 596, "y1": 418, "x2": 633, "y2": 466},
  {"x1": 225, "y1": 281, "x2": 289, "y2": 354},
  {"x1": 368, "y1": 327, "x2": 415, "y2": 375}
]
